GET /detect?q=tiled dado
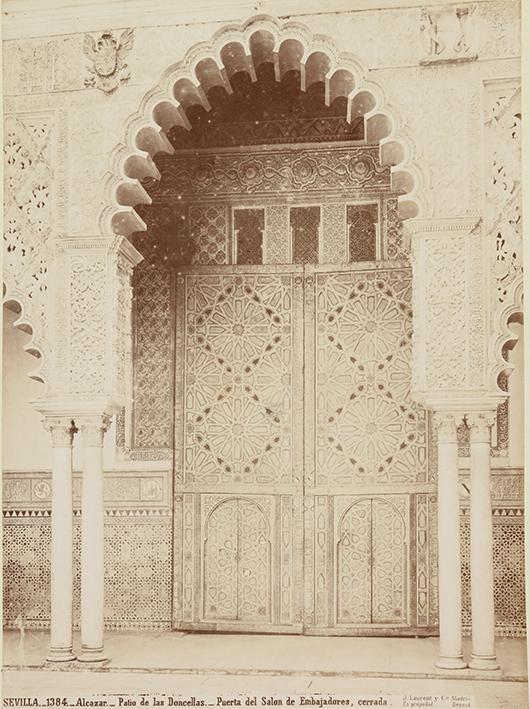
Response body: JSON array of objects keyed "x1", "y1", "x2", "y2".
[
  {"x1": 3, "y1": 470, "x2": 174, "y2": 628},
  {"x1": 2, "y1": 470, "x2": 172, "y2": 512}
]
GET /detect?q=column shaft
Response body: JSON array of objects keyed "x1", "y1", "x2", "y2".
[
  {"x1": 468, "y1": 412, "x2": 499, "y2": 671},
  {"x1": 78, "y1": 417, "x2": 109, "y2": 663},
  {"x1": 434, "y1": 413, "x2": 466, "y2": 670},
  {"x1": 47, "y1": 421, "x2": 75, "y2": 662}
]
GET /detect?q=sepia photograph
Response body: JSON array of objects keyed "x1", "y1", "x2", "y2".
[{"x1": 1, "y1": 0, "x2": 526, "y2": 707}]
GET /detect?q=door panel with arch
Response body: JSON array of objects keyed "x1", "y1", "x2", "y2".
[
  {"x1": 336, "y1": 497, "x2": 408, "y2": 627},
  {"x1": 203, "y1": 498, "x2": 272, "y2": 622}
]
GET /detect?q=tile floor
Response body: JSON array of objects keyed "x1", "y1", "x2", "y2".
[{"x1": 2, "y1": 631, "x2": 528, "y2": 709}]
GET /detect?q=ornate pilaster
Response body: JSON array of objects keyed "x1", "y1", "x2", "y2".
[
  {"x1": 406, "y1": 217, "x2": 485, "y2": 399},
  {"x1": 432, "y1": 411, "x2": 466, "y2": 670},
  {"x1": 467, "y1": 411, "x2": 499, "y2": 671},
  {"x1": 52, "y1": 235, "x2": 142, "y2": 402},
  {"x1": 77, "y1": 413, "x2": 111, "y2": 663}
]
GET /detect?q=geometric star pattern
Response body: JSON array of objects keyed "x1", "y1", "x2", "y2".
[
  {"x1": 313, "y1": 268, "x2": 427, "y2": 484},
  {"x1": 178, "y1": 272, "x2": 298, "y2": 485}
]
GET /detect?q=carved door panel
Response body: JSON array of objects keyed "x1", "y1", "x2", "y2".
[
  {"x1": 204, "y1": 500, "x2": 239, "y2": 620},
  {"x1": 336, "y1": 498, "x2": 407, "y2": 626},
  {"x1": 174, "y1": 265, "x2": 304, "y2": 632},
  {"x1": 204, "y1": 499, "x2": 271, "y2": 622},
  {"x1": 371, "y1": 498, "x2": 407, "y2": 624},
  {"x1": 337, "y1": 499, "x2": 372, "y2": 624},
  {"x1": 237, "y1": 499, "x2": 272, "y2": 621},
  {"x1": 303, "y1": 263, "x2": 420, "y2": 633}
]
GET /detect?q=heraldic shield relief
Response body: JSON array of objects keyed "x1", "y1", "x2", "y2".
[{"x1": 83, "y1": 28, "x2": 134, "y2": 93}]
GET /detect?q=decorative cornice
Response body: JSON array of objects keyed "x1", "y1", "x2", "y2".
[
  {"x1": 55, "y1": 236, "x2": 117, "y2": 252},
  {"x1": 2, "y1": 0, "x2": 493, "y2": 41},
  {"x1": 405, "y1": 215, "x2": 480, "y2": 236},
  {"x1": 415, "y1": 391, "x2": 507, "y2": 412},
  {"x1": 32, "y1": 395, "x2": 122, "y2": 417},
  {"x1": 54, "y1": 236, "x2": 143, "y2": 266},
  {"x1": 461, "y1": 506, "x2": 524, "y2": 518},
  {"x1": 3, "y1": 508, "x2": 172, "y2": 518}
]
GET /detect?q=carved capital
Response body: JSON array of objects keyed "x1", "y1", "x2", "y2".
[
  {"x1": 432, "y1": 412, "x2": 463, "y2": 443},
  {"x1": 77, "y1": 415, "x2": 111, "y2": 447},
  {"x1": 467, "y1": 411, "x2": 496, "y2": 444},
  {"x1": 43, "y1": 417, "x2": 77, "y2": 447}
]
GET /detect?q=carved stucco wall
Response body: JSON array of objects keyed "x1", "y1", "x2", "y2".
[
  {"x1": 2, "y1": 2, "x2": 520, "y2": 236},
  {"x1": 2, "y1": 2, "x2": 523, "y2": 634},
  {"x1": 2, "y1": 3, "x2": 521, "y2": 394}
]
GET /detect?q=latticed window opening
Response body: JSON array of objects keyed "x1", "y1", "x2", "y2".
[
  {"x1": 291, "y1": 206, "x2": 320, "y2": 264},
  {"x1": 233, "y1": 208, "x2": 265, "y2": 265},
  {"x1": 347, "y1": 203, "x2": 379, "y2": 262}
]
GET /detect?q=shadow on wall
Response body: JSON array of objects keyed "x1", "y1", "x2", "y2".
[
  {"x1": 3, "y1": 304, "x2": 51, "y2": 471},
  {"x1": 505, "y1": 320, "x2": 524, "y2": 469}
]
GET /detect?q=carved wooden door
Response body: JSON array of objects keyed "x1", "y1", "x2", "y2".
[
  {"x1": 173, "y1": 262, "x2": 425, "y2": 634},
  {"x1": 173, "y1": 265, "x2": 305, "y2": 632},
  {"x1": 303, "y1": 263, "x2": 422, "y2": 634}
]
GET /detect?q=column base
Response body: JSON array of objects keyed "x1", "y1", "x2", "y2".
[
  {"x1": 77, "y1": 647, "x2": 108, "y2": 664},
  {"x1": 469, "y1": 654, "x2": 500, "y2": 671},
  {"x1": 435, "y1": 655, "x2": 467, "y2": 670},
  {"x1": 46, "y1": 647, "x2": 76, "y2": 663}
]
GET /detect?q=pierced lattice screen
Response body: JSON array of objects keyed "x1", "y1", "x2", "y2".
[
  {"x1": 347, "y1": 203, "x2": 378, "y2": 262},
  {"x1": 234, "y1": 208, "x2": 265, "y2": 265},
  {"x1": 460, "y1": 518, "x2": 526, "y2": 636},
  {"x1": 291, "y1": 206, "x2": 320, "y2": 264}
]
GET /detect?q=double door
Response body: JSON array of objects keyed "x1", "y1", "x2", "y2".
[{"x1": 173, "y1": 262, "x2": 425, "y2": 634}]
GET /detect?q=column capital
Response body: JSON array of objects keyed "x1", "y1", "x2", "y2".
[
  {"x1": 42, "y1": 416, "x2": 77, "y2": 447},
  {"x1": 432, "y1": 412, "x2": 464, "y2": 443},
  {"x1": 467, "y1": 411, "x2": 496, "y2": 443},
  {"x1": 76, "y1": 414, "x2": 111, "y2": 447}
]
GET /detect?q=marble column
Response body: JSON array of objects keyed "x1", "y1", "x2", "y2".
[
  {"x1": 468, "y1": 411, "x2": 499, "y2": 671},
  {"x1": 434, "y1": 412, "x2": 466, "y2": 670},
  {"x1": 45, "y1": 417, "x2": 76, "y2": 662},
  {"x1": 77, "y1": 415, "x2": 110, "y2": 663}
]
